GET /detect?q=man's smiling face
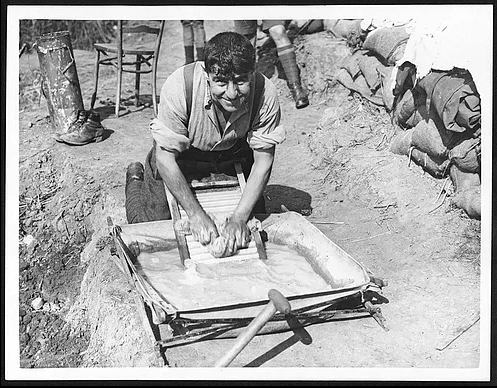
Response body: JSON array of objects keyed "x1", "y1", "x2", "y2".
[{"x1": 208, "y1": 66, "x2": 253, "y2": 113}]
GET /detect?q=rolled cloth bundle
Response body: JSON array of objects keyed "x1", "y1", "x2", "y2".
[
  {"x1": 449, "y1": 136, "x2": 481, "y2": 173},
  {"x1": 418, "y1": 70, "x2": 481, "y2": 133}
]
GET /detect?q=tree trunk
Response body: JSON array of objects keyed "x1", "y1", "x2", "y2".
[{"x1": 34, "y1": 30, "x2": 84, "y2": 133}]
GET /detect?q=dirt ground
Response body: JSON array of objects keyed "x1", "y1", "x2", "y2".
[{"x1": 11, "y1": 18, "x2": 490, "y2": 381}]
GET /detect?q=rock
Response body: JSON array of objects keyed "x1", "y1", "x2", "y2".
[
  {"x1": 31, "y1": 297, "x2": 44, "y2": 310},
  {"x1": 23, "y1": 314, "x2": 32, "y2": 324}
]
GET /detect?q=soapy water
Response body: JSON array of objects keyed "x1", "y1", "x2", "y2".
[{"x1": 133, "y1": 243, "x2": 331, "y2": 310}]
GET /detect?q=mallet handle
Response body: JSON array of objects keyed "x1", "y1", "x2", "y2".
[{"x1": 215, "y1": 289, "x2": 290, "y2": 367}]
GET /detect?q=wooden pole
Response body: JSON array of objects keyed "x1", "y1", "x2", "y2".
[
  {"x1": 214, "y1": 289, "x2": 291, "y2": 368},
  {"x1": 34, "y1": 30, "x2": 84, "y2": 133}
]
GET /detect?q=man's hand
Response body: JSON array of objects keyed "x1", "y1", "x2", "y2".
[
  {"x1": 189, "y1": 212, "x2": 219, "y2": 245},
  {"x1": 224, "y1": 215, "x2": 251, "y2": 249}
]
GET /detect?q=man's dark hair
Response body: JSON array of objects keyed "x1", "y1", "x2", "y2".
[{"x1": 204, "y1": 31, "x2": 255, "y2": 78}]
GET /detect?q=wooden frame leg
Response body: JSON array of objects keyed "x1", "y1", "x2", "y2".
[
  {"x1": 164, "y1": 184, "x2": 190, "y2": 267},
  {"x1": 90, "y1": 50, "x2": 101, "y2": 110}
]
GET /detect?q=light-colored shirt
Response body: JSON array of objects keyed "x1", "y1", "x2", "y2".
[{"x1": 150, "y1": 61, "x2": 285, "y2": 153}]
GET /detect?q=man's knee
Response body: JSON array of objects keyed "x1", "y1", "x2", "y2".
[{"x1": 268, "y1": 24, "x2": 288, "y2": 44}]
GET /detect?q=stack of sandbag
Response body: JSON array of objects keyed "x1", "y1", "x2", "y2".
[
  {"x1": 336, "y1": 50, "x2": 384, "y2": 106},
  {"x1": 336, "y1": 25, "x2": 410, "y2": 111},
  {"x1": 389, "y1": 67, "x2": 481, "y2": 219}
]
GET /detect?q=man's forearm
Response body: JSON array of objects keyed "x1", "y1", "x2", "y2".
[
  {"x1": 233, "y1": 147, "x2": 275, "y2": 222},
  {"x1": 155, "y1": 146, "x2": 203, "y2": 217}
]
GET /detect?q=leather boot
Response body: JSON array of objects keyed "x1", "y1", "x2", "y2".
[
  {"x1": 126, "y1": 162, "x2": 145, "y2": 184},
  {"x1": 58, "y1": 110, "x2": 104, "y2": 146},
  {"x1": 288, "y1": 82, "x2": 309, "y2": 109},
  {"x1": 53, "y1": 109, "x2": 88, "y2": 142}
]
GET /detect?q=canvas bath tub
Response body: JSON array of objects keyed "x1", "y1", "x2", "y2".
[{"x1": 110, "y1": 211, "x2": 388, "y2": 349}]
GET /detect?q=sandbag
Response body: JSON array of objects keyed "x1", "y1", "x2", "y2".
[
  {"x1": 418, "y1": 70, "x2": 481, "y2": 133},
  {"x1": 377, "y1": 66, "x2": 395, "y2": 111},
  {"x1": 324, "y1": 19, "x2": 362, "y2": 39},
  {"x1": 449, "y1": 164, "x2": 481, "y2": 219},
  {"x1": 411, "y1": 119, "x2": 450, "y2": 159},
  {"x1": 393, "y1": 89, "x2": 416, "y2": 127},
  {"x1": 336, "y1": 68, "x2": 384, "y2": 106},
  {"x1": 389, "y1": 128, "x2": 413, "y2": 156},
  {"x1": 393, "y1": 87, "x2": 428, "y2": 128},
  {"x1": 362, "y1": 26, "x2": 410, "y2": 66},
  {"x1": 405, "y1": 104, "x2": 428, "y2": 129},
  {"x1": 340, "y1": 50, "x2": 364, "y2": 79},
  {"x1": 358, "y1": 52, "x2": 387, "y2": 92},
  {"x1": 449, "y1": 164, "x2": 480, "y2": 193},
  {"x1": 452, "y1": 186, "x2": 481, "y2": 220},
  {"x1": 448, "y1": 136, "x2": 481, "y2": 173},
  {"x1": 410, "y1": 148, "x2": 450, "y2": 178}
]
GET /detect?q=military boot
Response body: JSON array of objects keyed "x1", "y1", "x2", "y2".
[
  {"x1": 53, "y1": 109, "x2": 88, "y2": 143},
  {"x1": 126, "y1": 161, "x2": 145, "y2": 184},
  {"x1": 58, "y1": 110, "x2": 104, "y2": 146},
  {"x1": 125, "y1": 162, "x2": 147, "y2": 224},
  {"x1": 288, "y1": 82, "x2": 309, "y2": 109}
]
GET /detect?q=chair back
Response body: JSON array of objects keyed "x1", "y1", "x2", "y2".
[{"x1": 116, "y1": 20, "x2": 165, "y2": 56}]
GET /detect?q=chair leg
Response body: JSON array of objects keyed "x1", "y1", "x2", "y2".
[
  {"x1": 116, "y1": 58, "x2": 123, "y2": 117},
  {"x1": 135, "y1": 55, "x2": 141, "y2": 107},
  {"x1": 91, "y1": 50, "x2": 101, "y2": 110}
]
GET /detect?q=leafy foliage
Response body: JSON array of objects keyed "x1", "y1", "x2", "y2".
[{"x1": 19, "y1": 20, "x2": 117, "y2": 51}]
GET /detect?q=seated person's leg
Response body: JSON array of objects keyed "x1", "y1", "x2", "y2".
[
  {"x1": 125, "y1": 146, "x2": 172, "y2": 224},
  {"x1": 263, "y1": 21, "x2": 309, "y2": 109}
]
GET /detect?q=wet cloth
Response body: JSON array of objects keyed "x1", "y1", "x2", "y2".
[{"x1": 150, "y1": 61, "x2": 285, "y2": 153}]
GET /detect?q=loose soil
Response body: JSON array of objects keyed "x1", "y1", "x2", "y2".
[{"x1": 12, "y1": 19, "x2": 486, "y2": 379}]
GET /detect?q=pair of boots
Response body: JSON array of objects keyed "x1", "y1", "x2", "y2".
[{"x1": 53, "y1": 110, "x2": 104, "y2": 145}]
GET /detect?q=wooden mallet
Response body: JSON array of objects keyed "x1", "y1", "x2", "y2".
[{"x1": 214, "y1": 289, "x2": 291, "y2": 367}]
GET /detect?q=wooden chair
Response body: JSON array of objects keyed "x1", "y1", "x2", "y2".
[{"x1": 90, "y1": 20, "x2": 165, "y2": 117}]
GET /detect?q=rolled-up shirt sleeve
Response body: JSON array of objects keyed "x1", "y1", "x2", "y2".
[
  {"x1": 150, "y1": 68, "x2": 191, "y2": 153},
  {"x1": 248, "y1": 79, "x2": 286, "y2": 150}
]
